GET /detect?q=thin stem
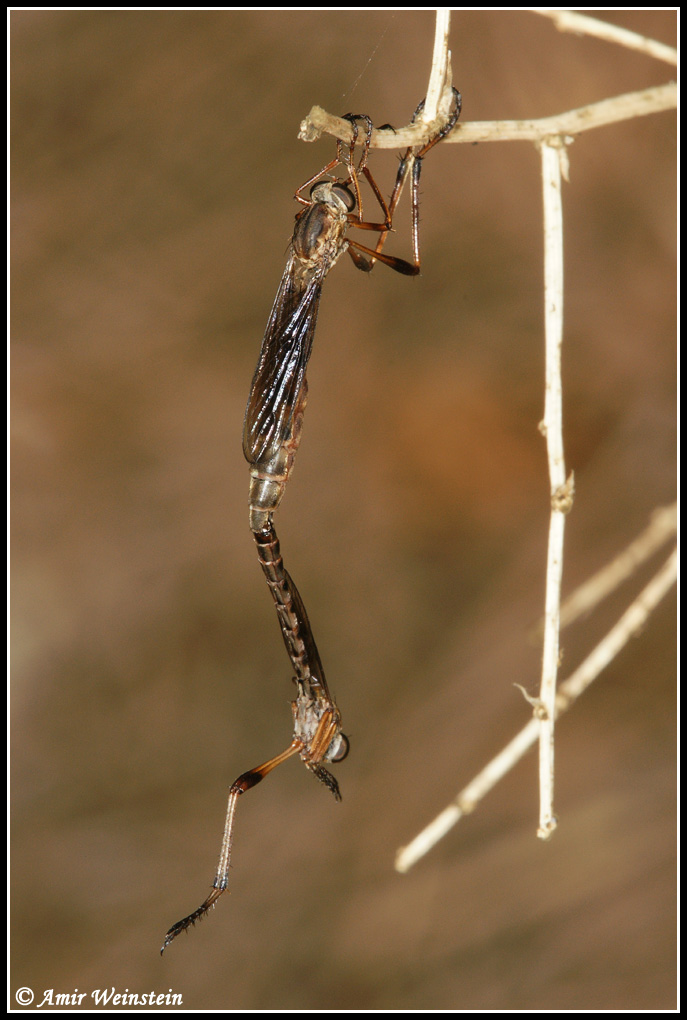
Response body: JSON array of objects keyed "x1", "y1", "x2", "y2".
[
  {"x1": 300, "y1": 83, "x2": 676, "y2": 149},
  {"x1": 536, "y1": 139, "x2": 571, "y2": 840},
  {"x1": 421, "y1": 9, "x2": 453, "y2": 125},
  {"x1": 395, "y1": 549, "x2": 676, "y2": 873},
  {"x1": 550, "y1": 502, "x2": 676, "y2": 635},
  {"x1": 300, "y1": 9, "x2": 458, "y2": 150},
  {"x1": 533, "y1": 9, "x2": 677, "y2": 66}
]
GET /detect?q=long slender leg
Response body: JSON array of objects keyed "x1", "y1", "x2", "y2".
[
  {"x1": 295, "y1": 115, "x2": 372, "y2": 212},
  {"x1": 161, "y1": 519, "x2": 346, "y2": 954},
  {"x1": 161, "y1": 741, "x2": 301, "y2": 953},
  {"x1": 341, "y1": 90, "x2": 461, "y2": 276},
  {"x1": 339, "y1": 114, "x2": 374, "y2": 219},
  {"x1": 373, "y1": 88, "x2": 463, "y2": 268},
  {"x1": 294, "y1": 156, "x2": 342, "y2": 206}
]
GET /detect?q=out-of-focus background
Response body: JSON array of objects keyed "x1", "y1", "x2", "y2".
[{"x1": 11, "y1": 10, "x2": 676, "y2": 1011}]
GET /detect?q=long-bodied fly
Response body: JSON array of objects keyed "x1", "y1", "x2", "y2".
[{"x1": 162, "y1": 90, "x2": 462, "y2": 952}]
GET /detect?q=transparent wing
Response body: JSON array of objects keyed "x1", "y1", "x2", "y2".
[{"x1": 243, "y1": 254, "x2": 325, "y2": 466}]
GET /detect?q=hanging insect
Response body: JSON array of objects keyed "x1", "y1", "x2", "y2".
[{"x1": 162, "y1": 89, "x2": 462, "y2": 952}]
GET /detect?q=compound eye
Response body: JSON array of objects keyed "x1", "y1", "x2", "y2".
[
  {"x1": 331, "y1": 183, "x2": 356, "y2": 212},
  {"x1": 329, "y1": 733, "x2": 350, "y2": 763}
]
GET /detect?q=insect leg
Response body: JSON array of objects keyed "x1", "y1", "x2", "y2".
[
  {"x1": 373, "y1": 87, "x2": 462, "y2": 269},
  {"x1": 161, "y1": 741, "x2": 301, "y2": 953}
]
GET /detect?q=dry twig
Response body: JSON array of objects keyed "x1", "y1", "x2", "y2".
[{"x1": 297, "y1": 9, "x2": 676, "y2": 869}]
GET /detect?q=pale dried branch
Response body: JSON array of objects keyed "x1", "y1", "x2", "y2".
[
  {"x1": 556, "y1": 550, "x2": 677, "y2": 705},
  {"x1": 386, "y1": 9, "x2": 455, "y2": 222},
  {"x1": 533, "y1": 9, "x2": 677, "y2": 66},
  {"x1": 536, "y1": 139, "x2": 573, "y2": 840},
  {"x1": 395, "y1": 549, "x2": 677, "y2": 873},
  {"x1": 295, "y1": 11, "x2": 676, "y2": 874},
  {"x1": 529, "y1": 502, "x2": 677, "y2": 638},
  {"x1": 300, "y1": 84, "x2": 676, "y2": 149},
  {"x1": 299, "y1": 9, "x2": 456, "y2": 150},
  {"x1": 422, "y1": 9, "x2": 453, "y2": 125}
]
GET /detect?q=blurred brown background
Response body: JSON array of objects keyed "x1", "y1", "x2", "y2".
[{"x1": 10, "y1": 10, "x2": 676, "y2": 1011}]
